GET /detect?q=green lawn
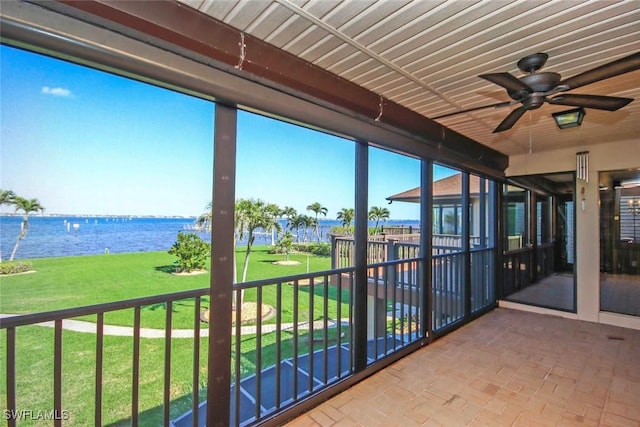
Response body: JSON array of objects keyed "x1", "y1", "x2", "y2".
[
  {"x1": 0, "y1": 325, "x2": 350, "y2": 426},
  {"x1": 0, "y1": 246, "x2": 349, "y2": 425},
  {"x1": 0, "y1": 246, "x2": 336, "y2": 328}
]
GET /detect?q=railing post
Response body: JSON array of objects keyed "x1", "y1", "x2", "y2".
[
  {"x1": 387, "y1": 238, "x2": 397, "y2": 288},
  {"x1": 463, "y1": 173, "x2": 471, "y2": 318},
  {"x1": 420, "y1": 160, "x2": 433, "y2": 341},
  {"x1": 6, "y1": 328, "x2": 16, "y2": 427},
  {"x1": 330, "y1": 235, "x2": 338, "y2": 270}
]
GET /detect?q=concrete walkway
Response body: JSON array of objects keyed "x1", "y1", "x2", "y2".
[{"x1": 0, "y1": 314, "x2": 349, "y2": 339}]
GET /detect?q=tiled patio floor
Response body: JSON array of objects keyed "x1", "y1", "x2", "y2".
[{"x1": 285, "y1": 308, "x2": 640, "y2": 426}]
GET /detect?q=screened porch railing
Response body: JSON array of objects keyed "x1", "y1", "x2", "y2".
[{"x1": 2, "y1": 256, "x2": 444, "y2": 427}]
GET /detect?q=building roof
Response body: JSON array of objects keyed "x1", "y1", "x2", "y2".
[{"x1": 386, "y1": 173, "x2": 483, "y2": 203}]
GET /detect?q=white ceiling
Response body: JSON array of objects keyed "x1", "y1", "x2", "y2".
[{"x1": 179, "y1": 0, "x2": 640, "y2": 157}]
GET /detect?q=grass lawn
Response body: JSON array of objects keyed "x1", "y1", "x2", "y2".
[
  {"x1": 0, "y1": 325, "x2": 351, "y2": 426},
  {"x1": 0, "y1": 246, "x2": 336, "y2": 328},
  {"x1": 0, "y1": 246, "x2": 350, "y2": 425}
]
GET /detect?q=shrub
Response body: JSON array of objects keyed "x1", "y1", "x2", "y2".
[
  {"x1": 275, "y1": 232, "x2": 294, "y2": 260},
  {"x1": 308, "y1": 242, "x2": 331, "y2": 257},
  {"x1": 0, "y1": 261, "x2": 33, "y2": 275},
  {"x1": 168, "y1": 232, "x2": 211, "y2": 273}
]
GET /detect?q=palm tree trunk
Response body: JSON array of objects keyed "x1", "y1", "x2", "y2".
[
  {"x1": 9, "y1": 219, "x2": 28, "y2": 261},
  {"x1": 232, "y1": 239, "x2": 238, "y2": 310},
  {"x1": 9, "y1": 237, "x2": 21, "y2": 261},
  {"x1": 240, "y1": 246, "x2": 251, "y2": 308},
  {"x1": 241, "y1": 247, "x2": 251, "y2": 283},
  {"x1": 233, "y1": 241, "x2": 238, "y2": 284}
]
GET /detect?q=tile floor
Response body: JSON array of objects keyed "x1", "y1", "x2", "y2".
[{"x1": 285, "y1": 308, "x2": 640, "y2": 426}]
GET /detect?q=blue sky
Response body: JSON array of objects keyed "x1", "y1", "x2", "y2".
[{"x1": 1, "y1": 44, "x2": 454, "y2": 219}]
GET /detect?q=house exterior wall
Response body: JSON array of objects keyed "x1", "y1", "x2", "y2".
[{"x1": 506, "y1": 138, "x2": 640, "y2": 330}]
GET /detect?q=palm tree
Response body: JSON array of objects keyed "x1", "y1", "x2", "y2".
[
  {"x1": 288, "y1": 213, "x2": 304, "y2": 243},
  {"x1": 276, "y1": 231, "x2": 294, "y2": 262},
  {"x1": 306, "y1": 202, "x2": 327, "y2": 242},
  {"x1": 265, "y1": 203, "x2": 282, "y2": 246},
  {"x1": 336, "y1": 208, "x2": 355, "y2": 233},
  {"x1": 368, "y1": 206, "x2": 391, "y2": 234},
  {"x1": 300, "y1": 214, "x2": 315, "y2": 242},
  {"x1": 195, "y1": 201, "x2": 212, "y2": 232},
  {"x1": 9, "y1": 196, "x2": 44, "y2": 261},
  {"x1": 0, "y1": 189, "x2": 16, "y2": 262},
  {"x1": 235, "y1": 198, "x2": 281, "y2": 284},
  {"x1": 282, "y1": 206, "x2": 297, "y2": 233},
  {"x1": 0, "y1": 189, "x2": 16, "y2": 206}
]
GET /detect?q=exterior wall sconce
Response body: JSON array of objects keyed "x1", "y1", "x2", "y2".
[{"x1": 552, "y1": 107, "x2": 586, "y2": 129}]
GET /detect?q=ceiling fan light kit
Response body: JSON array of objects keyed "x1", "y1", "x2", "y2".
[
  {"x1": 553, "y1": 108, "x2": 586, "y2": 129},
  {"x1": 440, "y1": 52, "x2": 640, "y2": 132}
]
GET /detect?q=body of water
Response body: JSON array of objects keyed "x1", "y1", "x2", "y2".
[
  {"x1": 0, "y1": 215, "x2": 419, "y2": 260},
  {"x1": 0, "y1": 216, "x2": 204, "y2": 260}
]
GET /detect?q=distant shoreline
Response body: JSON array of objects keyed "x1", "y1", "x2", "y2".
[
  {"x1": 0, "y1": 213, "x2": 197, "y2": 219},
  {"x1": 0, "y1": 213, "x2": 422, "y2": 222}
]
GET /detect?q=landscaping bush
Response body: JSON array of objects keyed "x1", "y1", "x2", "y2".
[
  {"x1": 307, "y1": 242, "x2": 331, "y2": 257},
  {"x1": 0, "y1": 260, "x2": 33, "y2": 275},
  {"x1": 168, "y1": 232, "x2": 211, "y2": 273},
  {"x1": 275, "y1": 232, "x2": 294, "y2": 260}
]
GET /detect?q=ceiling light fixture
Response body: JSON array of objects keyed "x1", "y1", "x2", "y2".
[{"x1": 552, "y1": 107, "x2": 586, "y2": 129}]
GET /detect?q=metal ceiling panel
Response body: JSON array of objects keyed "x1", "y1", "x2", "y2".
[
  {"x1": 265, "y1": 13, "x2": 313, "y2": 47},
  {"x1": 281, "y1": 25, "x2": 332, "y2": 56},
  {"x1": 322, "y1": 0, "x2": 376, "y2": 30},
  {"x1": 353, "y1": 1, "x2": 447, "y2": 49},
  {"x1": 324, "y1": 51, "x2": 372, "y2": 75},
  {"x1": 337, "y1": 1, "x2": 411, "y2": 39},
  {"x1": 245, "y1": 3, "x2": 297, "y2": 40},
  {"x1": 220, "y1": 0, "x2": 272, "y2": 30},
  {"x1": 194, "y1": 0, "x2": 238, "y2": 21},
  {"x1": 176, "y1": 0, "x2": 640, "y2": 158},
  {"x1": 298, "y1": 34, "x2": 345, "y2": 62}
]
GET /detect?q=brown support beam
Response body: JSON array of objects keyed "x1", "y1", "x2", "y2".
[
  {"x1": 353, "y1": 141, "x2": 369, "y2": 372},
  {"x1": 208, "y1": 104, "x2": 237, "y2": 426}
]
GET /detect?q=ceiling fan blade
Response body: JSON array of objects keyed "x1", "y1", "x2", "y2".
[
  {"x1": 494, "y1": 106, "x2": 527, "y2": 133},
  {"x1": 479, "y1": 72, "x2": 532, "y2": 93},
  {"x1": 559, "y1": 52, "x2": 640, "y2": 90},
  {"x1": 548, "y1": 94, "x2": 633, "y2": 111},
  {"x1": 432, "y1": 101, "x2": 513, "y2": 119}
]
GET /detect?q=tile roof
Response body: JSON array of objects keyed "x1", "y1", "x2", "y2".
[{"x1": 386, "y1": 173, "x2": 483, "y2": 203}]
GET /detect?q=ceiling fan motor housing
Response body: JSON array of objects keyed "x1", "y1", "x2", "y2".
[
  {"x1": 508, "y1": 72, "x2": 561, "y2": 108},
  {"x1": 517, "y1": 52, "x2": 549, "y2": 73}
]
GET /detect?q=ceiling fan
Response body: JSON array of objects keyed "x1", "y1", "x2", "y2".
[{"x1": 434, "y1": 52, "x2": 640, "y2": 133}]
